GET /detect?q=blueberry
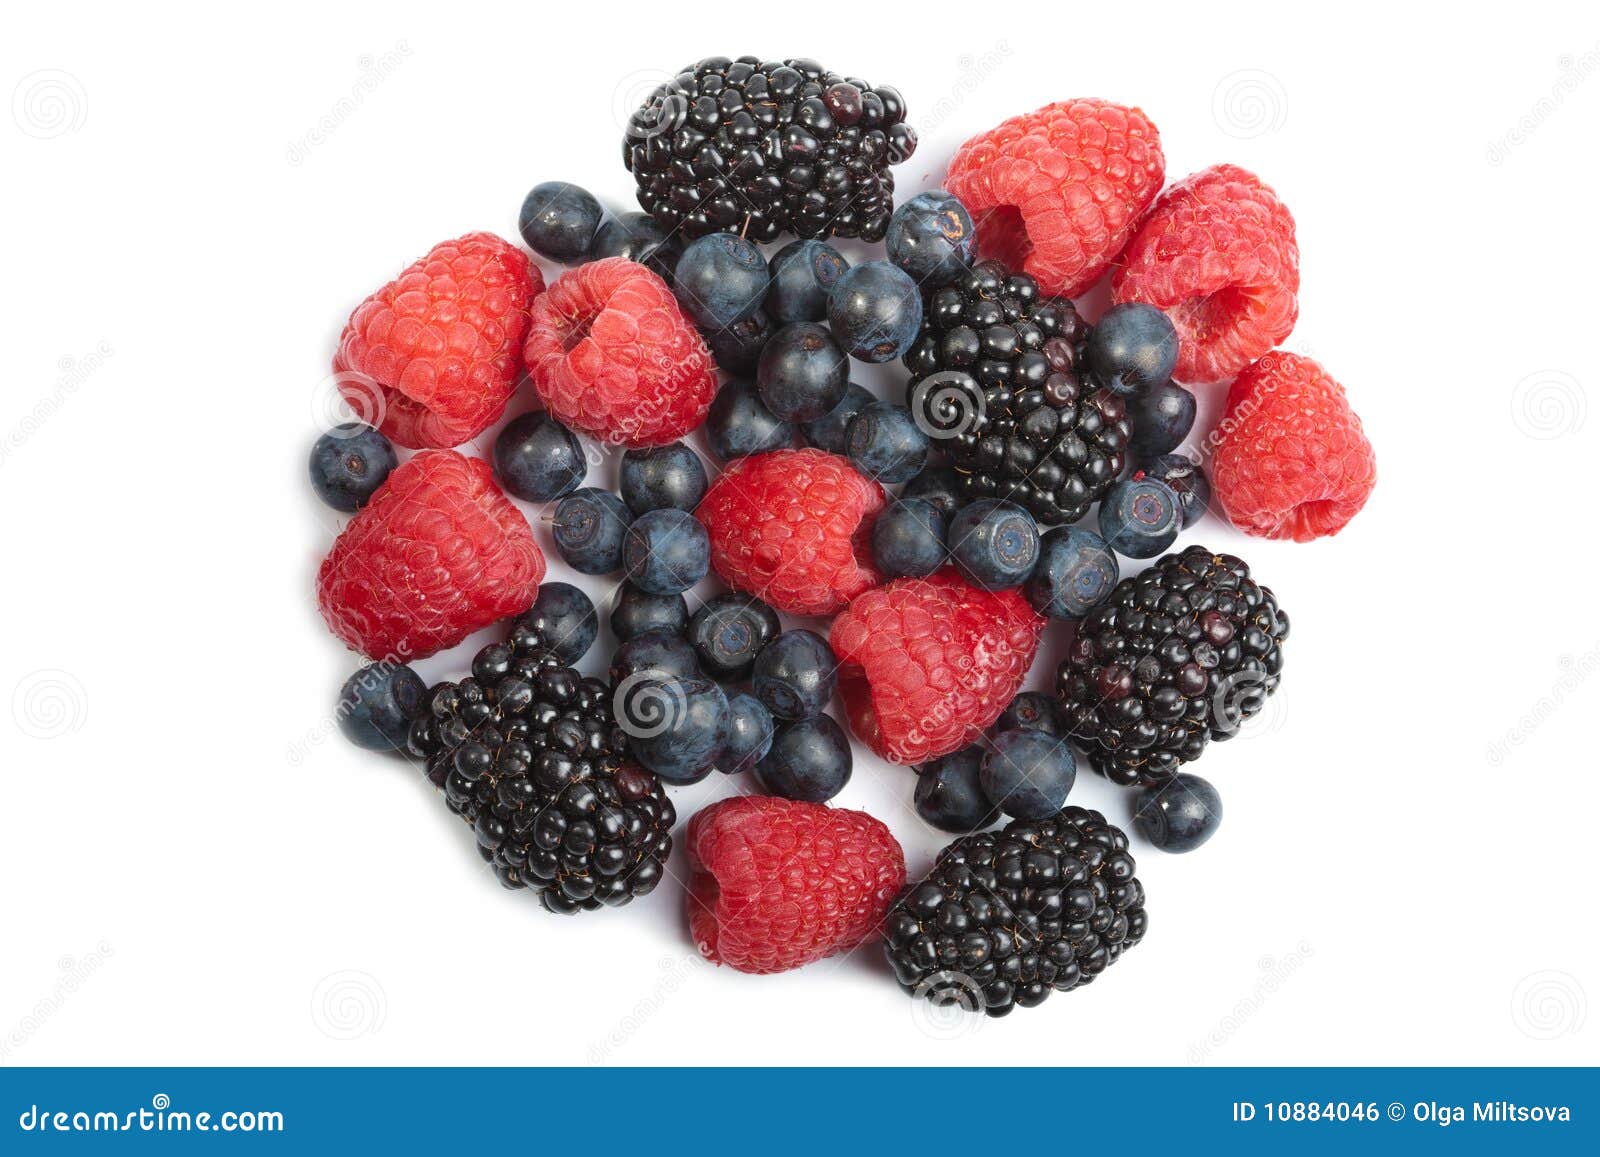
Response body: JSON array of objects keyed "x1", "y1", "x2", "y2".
[
  {"x1": 337, "y1": 662, "x2": 425, "y2": 751},
  {"x1": 622, "y1": 508, "x2": 709, "y2": 595},
  {"x1": 517, "y1": 181, "x2": 603, "y2": 264},
  {"x1": 623, "y1": 675, "x2": 728, "y2": 785},
  {"x1": 886, "y1": 190, "x2": 975, "y2": 287},
  {"x1": 826, "y1": 260, "x2": 923, "y2": 363},
  {"x1": 1025, "y1": 527, "x2": 1120, "y2": 620},
  {"x1": 798, "y1": 382, "x2": 874, "y2": 455},
  {"x1": 610, "y1": 584, "x2": 690, "y2": 642},
  {"x1": 1098, "y1": 478, "x2": 1181, "y2": 559},
  {"x1": 871, "y1": 498, "x2": 947, "y2": 579},
  {"x1": 706, "y1": 310, "x2": 773, "y2": 376},
  {"x1": 519, "y1": 581, "x2": 597, "y2": 664},
  {"x1": 1084, "y1": 302, "x2": 1179, "y2": 396},
  {"x1": 591, "y1": 211, "x2": 682, "y2": 282},
  {"x1": 752, "y1": 629, "x2": 837, "y2": 720},
  {"x1": 674, "y1": 233, "x2": 770, "y2": 330},
  {"x1": 756, "y1": 714, "x2": 852, "y2": 803},
  {"x1": 1138, "y1": 454, "x2": 1212, "y2": 529},
  {"x1": 948, "y1": 499, "x2": 1041, "y2": 590},
  {"x1": 901, "y1": 464, "x2": 966, "y2": 520},
  {"x1": 845, "y1": 401, "x2": 929, "y2": 484},
  {"x1": 492, "y1": 411, "x2": 587, "y2": 503},
  {"x1": 688, "y1": 593, "x2": 781, "y2": 681},
  {"x1": 980, "y1": 729, "x2": 1077, "y2": 821},
  {"x1": 551, "y1": 487, "x2": 631, "y2": 573},
  {"x1": 914, "y1": 746, "x2": 996, "y2": 834},
  {"x1": 619, "y1": 442, "x2": 707, "y2": 515},
  {"x1": 610, "y1": 629, "x2": 701, "y2": 684},
  {"x1": 719, "y1": 692, "x2": 775, "y2": 776},
  {"x1": 757, "y1": 322, "x2": 849, "y2": 422},
  {"x1": 994, "y1": 692, "x2": 1064, "y2": 737},
  {"x1": 1127, "y1": 381, "x2": 1197, "y2": 459},
  {"x1": 705, "y1": 379, "x2": 793, "y2": 462},
  {"x1": 1133, "y1": 772, "x2": 1223, "y2": 853},
  {"x1": 309, "y1": 423, "x2": 396, "y2": 512},
  {"x1": 767, "y1": 239, "x2": 849, "y2": 324}
]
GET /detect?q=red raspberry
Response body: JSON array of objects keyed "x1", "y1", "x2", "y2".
[
  {"x1": 687, "y1": 796, "x2": 906, "y2": 975},
  {"x1": 523, "y1": 257, "x2": 716, "y2": 448},
  {"x1": 317, "y1": 450, "x2": 545, "y2": 660},
  {"x1": 830, "y1": 569, "x2": 1045, "y2": 765},
  {"x1": 945, "y1": 99, "x2": 1165, "y2": 298},
  {"x1": 1212, "y1": 352, "x2": 1376, "y2": 541},
  {"x1": 333, "y1": 233, "x2": 541, "y2": 449},
  {"x1": 696, "y1": 448, "x2": 885, "y2": 617},
  {"x1": 1112, "y1": 164, "x2": 1299, "y2": 384}
]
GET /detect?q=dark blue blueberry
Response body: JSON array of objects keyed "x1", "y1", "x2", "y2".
[
  {"x1": 1098, "y1": 478, "x2": 1181, "y2": 559},
  {"x1": 1127, "y1": 381, "x2": 1197, "y2": 459},
  {"x1": 767, "y1": 239, "x2": 849, "y2": 324},
  {"x1": 756, "y1": 714, "x2": 852, "y2": 803},
  {"x1": 914, "y1": 746, "x2": 997, "y2": 834},
  {"x1": 979, "y1": 729, "x2": 1077, "y2": 821},
  {"x1": 1084, "y1": 302, "x2": 1179, "y2": 396},
  {"x1": 552, "y1": 488, "x2": 631, "y2": 574},
  {"x1": 948, "y1": 499, "x2": 1041, "y2": 590},
  {"x1": 901, "y1": 464, "x2": 967, "y2": 520},
  {"x1": 591, "y1": 211, "x2": 682, "y2": 282},
  {"x1": 309, "y1": 423, "x2": 396, "y2": 512},
  {"x1": 519, "y1": 581, "x2": 597, "y2": 664},
  {"x1": 674, "y1": 232, "x2": 771, "y2": 330},
  {"x1": 705, "y1": 379, "x2": 793, "y2": 462},
  {"x1": 610, "y1": 584, "x2": 689, "y2": 642},
  {"x1": 826, "y1": 260, "x2": 923, "y2": 363},
  {"x1": 609, "y1": 629, "x2": 701, "y2": 684},
  {"x1": 688, "y1": 593, "x2": 781, "y2": 681},
  {"x1": 844, "y1": 401, "x2": 929, "y2": 484},
  {"x1": 1138, "y1": 454, "x2": 1212, "y2": 529},
  {"x1": 994, "y1": 692, "x2": 1064, "y2": 737},
  {"x1": 886, "y1": 190, "x2": 975, "y2": 287},
  {"x1": 719, "y1": 691, "x2": 775, "y2": 776},
  {"x1": 798, "y1": 382, "x2": 874, "y2": 455},
  {"x1": 337, "y1": 662, "x2": 426, "y2": 752},
  {"x1": 1133, "y1": 772, "x2": 1223, "y2": 853},
  {"x1": 752, "y1": 629, "x2": 837, "y2": 721},
  {"x1": 871, "y1": 498, "x2": 947, "y2": 579},
  {"x1": 623, "y1": 675, "x2": 728, "y2": 785},
  {"x1": 619, "y1": 442, "x2": 707, "y2": 515},
  {"x1": 492, "y1": 411, "x2": 586, "y2": 503},
  {"x1": 1025, "y1": 527, "x2": 1120, "y2": 620},
  {"x1": 622, "y1": 508, "x2": 709, "y2": 595},
  {"x1": 517, "y1": 181, "x2": 603, "y2": 264},
  {"x1": 756, "y1": 322, "x2": 849, "y2": 422},
  {"x1": 706, "y1": 310, "x2": 773, "y2": 376}
]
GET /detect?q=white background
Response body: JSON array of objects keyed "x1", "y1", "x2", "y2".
[{"x1": 2, "y1": 1, "x2": 1597, "y2": 1067}]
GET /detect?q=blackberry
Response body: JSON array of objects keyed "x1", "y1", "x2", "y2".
[
  {"x1": 885, "y1": 807, "x2": 1148, "y2": 1017},
  {"x1": 1055, "y1": 546, "x2": 1289, "y2": 786},
  {"x1": 408, "y1": 613, "x2": 674, "y2": 915},
  {"x1": 622, "y1": 56, "x2": 916, "y2": 244},
  {"x1": 905, "y1": 261, "x2": 1131, "y2": 525}
]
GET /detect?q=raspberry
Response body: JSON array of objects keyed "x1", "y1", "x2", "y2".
[
  {"x1": 317, "y1": 450, "x2": 545, "y2": 660},
  {"x1": 1212, "y1": 352, "x2": 1376, "y2": 541},
  {"x1": 523, "y1": 258, "x2": 716, "y2": 448},
  {"x1": 333, "y1": 233, "x2": 542, "y2": 450},
  {"x1": 945, "y1": 99, "x2": 1165, "y2": 298},
  {"x1": 1111, "y1": 164, "x2": 1299, "y2": 384},
  {"x1": 687, "y1": 796, "x2": 906, "y2": 974},
  {"x1": 830, "y1": 569, "x2": 1045, "y2": 765},
  {"x1": 696, "y1": 448, "x2": 885, "y2": 616}
]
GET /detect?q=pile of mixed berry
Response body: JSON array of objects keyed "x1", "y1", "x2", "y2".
[{"x1": 310, "y1": 58, "x2": 1377, "y2": 1017}]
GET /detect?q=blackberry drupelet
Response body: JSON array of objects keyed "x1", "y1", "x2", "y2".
[
  {"x1": 622, "y1": 56, "x2": 916, "y2": 244},
  {"x1": 885, "y1": 807, "x2": 1148, "y2": 1017},
  {"x1": 408, "y1": 614, "x2": 675, "y2": 915},
  {"x1": 1056, "y1": 545, "x2": 1289, "y2": 786},
  {"x1": 905, "y1": 261, "x2": 1132, "y2": 525}
]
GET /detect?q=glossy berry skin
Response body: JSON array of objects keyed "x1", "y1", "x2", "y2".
[
  {"x1": 914, "y1": 745, "x2": 995, "y2": 834},
  {"x1": 624, "y1": 675, "x2": 729, "y2": 785},
  {"x1": 520, "y1": 581, "x2": 597, "y2": 664},
  {"x1": 886, "y1": 189, "x2": 975, "y2": 287},
  {"x1": 1084, "y1": 302, "x2": 1179, "y2": 397},
  {"x1": 980, "y1": 728, "x2": 1077, "y2": 821},
  {"x1": 767, "y1": 239, "x2": 849, "y2": 324},
  {"x1": 1133, "y1": 772, "x2": 1223, "y2": 853},
  {"x1": 610, "y1": 584, "x2": 689, "y2": 642},
  {"x1": 610, "y1": 629, "x2": 700, "y2": 685},
  {"x1": 1138, "y1": 455, "x2": 1211, "y2": 529},
  {"x1": 309, "y1": 423, "x2": 397, "y2": 512},
  {"x1": 994, "y1": 691, "x2": 1064, "y2": 737},
  {"x1": 720, "y1": 692, "x2": 774, "y2": 776},
  {"x1": 798, "y1": 382, "x2": 874, "y2": 455},
  {"x1": 1025, "y1": 526, "x2": 1120, "y2": 620},
  {"x1": 705, "y1": 380, "x2": 793, "y2": 463},
  {"x1": 1098, "y1": 478, "x2": 1182, "y2": 559},
  {"x1": 518, "y1": 181, "x2": 603, "y2": 263},
  {"x1": 674, "y1": 233, "x2": 771, "y2": 330},
  {"x1": 752, "y1": 629, "x2": 837, "y2": 721},
  {"x1": 948, "y1": 499, "x2": 1041, "y2": 590},
  {"x1": 1127, "y1": 381, "x2": 1197, "y2": 460},
  {"x1": 706, "y1": 311, "x2": 773, "y2": 376},
  {"x1": 689, "y1": 593, "x2": 781, "y2": 681},
  {"x1": 757, "y1": 322, "x2": 849, "y2": 422},
  {"x1": 619, "y1": 442, "x2": 708, "y2": 515},
  {"x1": 622, "y1": 508, "x2": 710, "y2": 595},
  {"x1": 901, "y1": 465, "x2": 966, "y2": 520},
  {"x1": 337, "y1": 662, "x2": 426, "y2": 751},
  {"x1": 492, "y1": 411, "x2": 587, "y2": 503},
  {"x1": 870, "y1": 498, "x2": 947, "y2": 580},
  {"x1": 591, "y1": 210, "x2": 682, "y2": 282},
  {"x1": 844, "y1": 402, "x2": 928, "y2": 484},
  {"x1": 552, "y1": 487, "x2": 632, "y2": 574},
  {"x1": 827, "y1": 260, "x2": 923, "y2": 363},
  {"x1": 756, "y1": 714, "x2": 853, "y2": 803}
]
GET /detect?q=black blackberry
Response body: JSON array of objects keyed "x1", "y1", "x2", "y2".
[
  {"x1": 622, "y1": 56, "x2": 916, "y2": 244},
  {"x1": 408, "y1": 614, "x2": 675, "y2": 915},
  {"x1": 885, "y1": 808, "x2": 1148, "y2": 1018},
  {"x1": 1056, "y1": 546, "x2": 1289, "y2": 786},
  {"x1": 904, "y1": 261, "x2": 1131, "y2": 525}
]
